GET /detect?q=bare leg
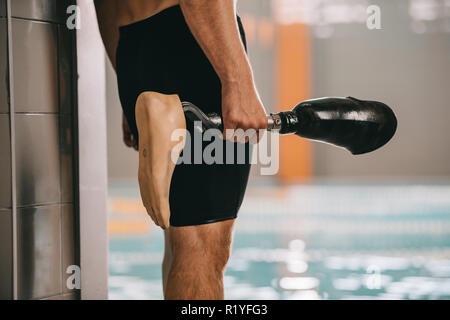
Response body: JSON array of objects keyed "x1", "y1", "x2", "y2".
[
  {"x1": 135, "y1": 91, "x2": 186, "y2": 229},
  {"x1": 162, "y1": 229, "x2": 172, "y2": 296},
  {"x1": 165, "y1": 219, "x2": 236, "y2": 300}
]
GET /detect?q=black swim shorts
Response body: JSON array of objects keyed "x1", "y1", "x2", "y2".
[{"x1": 116, "y1": 5, "x2": 251, "y2": 227}]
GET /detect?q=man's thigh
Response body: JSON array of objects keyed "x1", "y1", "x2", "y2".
[{"x1": 167, "y1": 219, "x2": 236, "y2": 268}]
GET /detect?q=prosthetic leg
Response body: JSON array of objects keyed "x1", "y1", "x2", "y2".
[
  {"x1": 135, "y1": 92, "x2": 186, "y2": 229},
  {"x1": 183, "y1": 96, "x2": 397, "y2": 155},
  {"x1": 135, "y1": 94, "x2": 397, "y2": 229}
]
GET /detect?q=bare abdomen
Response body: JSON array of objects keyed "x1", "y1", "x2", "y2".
[{"x1": 117, "y1": 0, "x2": 180, "y2": 27}]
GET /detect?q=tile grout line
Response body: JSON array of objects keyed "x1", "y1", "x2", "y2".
[
  {"x1": 57, "y1": 21, "x2": 64, "y2": 297},
  {"x1": 10, "y1": 16, "x2": 68, "y2": 26},
  {"x1": 6, "y1": 0, "x2": 17, "y2": 300}
]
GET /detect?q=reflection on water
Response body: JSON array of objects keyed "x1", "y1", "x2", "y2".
[{"x1": 108, "y1": 183, "x2": 450, "y2": 300}]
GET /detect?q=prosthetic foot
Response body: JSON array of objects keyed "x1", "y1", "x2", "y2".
[{"x1": 135, "y1": 92, "x2": 186, "y2": 229}]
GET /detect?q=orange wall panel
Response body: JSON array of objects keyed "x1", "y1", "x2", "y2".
[{"x1": 276, "y1": 23, "x2": 312, "y2": 181}]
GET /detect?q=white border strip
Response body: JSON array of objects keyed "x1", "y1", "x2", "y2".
[{"x1": 76, "y1": 0, "x2": 108, "y2": 299}]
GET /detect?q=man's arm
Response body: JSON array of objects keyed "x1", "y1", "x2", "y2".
[
  {"x1": 179, "y1": 0, "x2": 267, "y2": 141},
  {"x1": 94, "y1": 0, "x2": 119, "y2": 70}
]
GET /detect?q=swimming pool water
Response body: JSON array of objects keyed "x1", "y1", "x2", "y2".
[{"x1": 108, "y1": 183, "x2": 450, "y2": 300}]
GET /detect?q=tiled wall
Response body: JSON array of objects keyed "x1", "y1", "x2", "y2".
[{"x1": 0, "y1": 0, "x2": 79, "y2": 300}]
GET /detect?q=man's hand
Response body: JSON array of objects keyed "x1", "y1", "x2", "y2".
[
  {"x1": 222, "y1": 79, "x2": 267, "y2": 143},
  {"x1": 122, "y1": 113, "x2": 138, "y2": 150}
]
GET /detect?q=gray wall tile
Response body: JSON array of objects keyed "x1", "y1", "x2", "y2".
[
  {"x1": 15, "y1": 114, "x2": 60, "y2": 206},
  {"x1": 0, "y1": 0, "x2": 5, "y2": 18},
  {"x1": 12, "y1": 19, "x2": 58, "y2": 113},
  {"x1": 61, "y1": 204, "x2": 76, "y2": 294},
  {"x1": 11, "y1": 0, "x2": 75, "y2": 24},
  {"x1": 11, "y1": 0, "x2": 56, "y2": 22},
  {"x1": 42, "y1": 292, "x2": 78, "y2": 300},
  {"x1": 0, "y1": 210, "x2": 13, "y2": 299},
  {"x1": 17, "y1": 205, "x2": 62, "y2": 299},
  {"x1": 0, "y1": 18, "x2": 8, "y2": 113},
  {"x1": 60, "y1": 115, "x2": 73, "y2": 203},
  {"x1": 0, "y1": 114, "x2": 11, "y2": 208}
]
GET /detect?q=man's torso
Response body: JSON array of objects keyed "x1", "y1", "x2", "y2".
[{"x1": 116, "y1": 0, "x2": 180, "y2": 26}]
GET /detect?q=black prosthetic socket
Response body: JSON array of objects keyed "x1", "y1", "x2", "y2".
[{"x1": 278, "y1": 97, "x2": 397, "y2": 155}]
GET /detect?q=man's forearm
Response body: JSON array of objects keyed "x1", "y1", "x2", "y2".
[
  {"x1": 94, "y1": 0, "x2": 119, "y2": 70},
  {"x1": 179, "y1": 0, "x2": 253, "y2": 84}
]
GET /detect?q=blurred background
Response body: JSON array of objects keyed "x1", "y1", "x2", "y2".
[{"x1": 106, "y1": 0, "x2": 450, "y2": 299}]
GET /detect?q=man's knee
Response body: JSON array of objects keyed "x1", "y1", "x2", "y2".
[
  {"x1": 172, "y1": 245, "x2": 231, "y2": 276},
  {"x1": 170, "y1": 225, "x2": 234, "y2": 274}
]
